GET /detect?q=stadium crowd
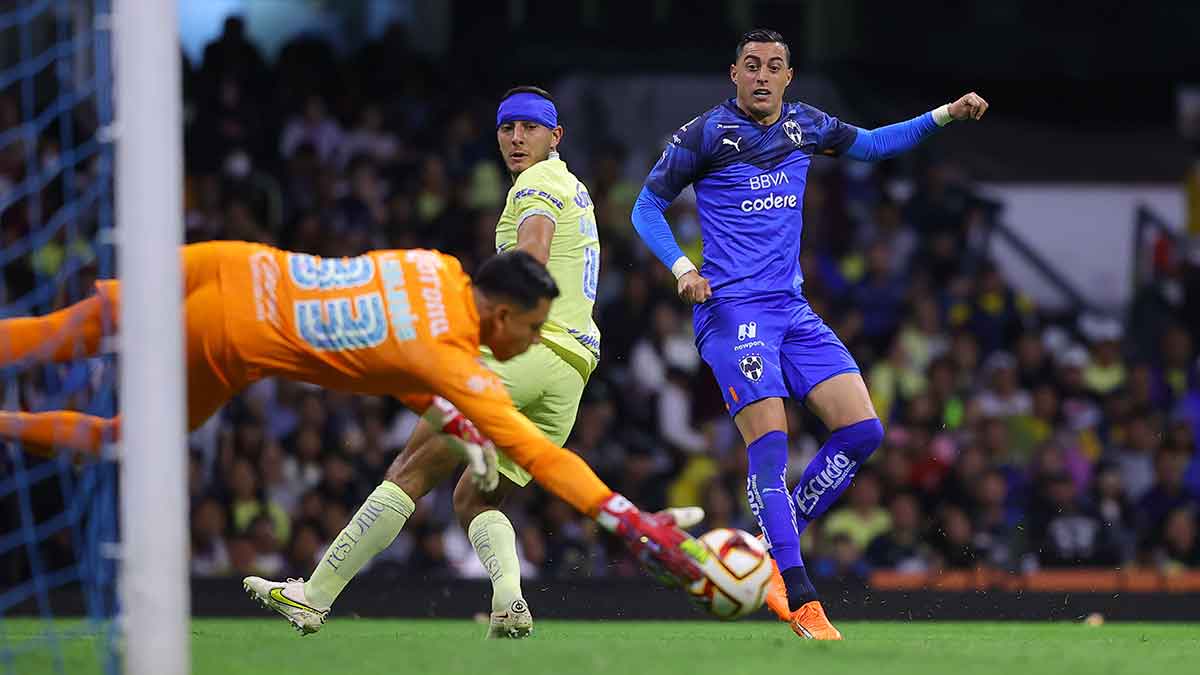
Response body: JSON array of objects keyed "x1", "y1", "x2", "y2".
[{"x1": 4, "y1": 20, "x2": 1200, "y2": 590}]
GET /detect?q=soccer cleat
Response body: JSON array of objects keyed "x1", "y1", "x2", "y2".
[
  {"x1": 243, "y1": 576, "x2": 329, "y2": 636},
  {"x1": 486, "y1": 598, "x2": 534, "y2": 639},
  {"x1": 788, "y1": 600, "x2": 844, "y2": 640}
]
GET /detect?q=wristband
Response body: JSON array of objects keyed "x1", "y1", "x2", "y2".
[
  {"x1": 932, "y1": 104, "x2": 953, "y2": 127},
  {"x1": 671, "y1": 256, "x2": 698, "y2": 279}
]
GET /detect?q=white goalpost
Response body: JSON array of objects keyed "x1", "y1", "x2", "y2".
[{"x1": 113, "y1": 1, "x2": 189, "y2": 674}]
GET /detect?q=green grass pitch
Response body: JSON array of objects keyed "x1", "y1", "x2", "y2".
[{"x1": 5, "y1": 619, "x2": 1199, "y2": 675}]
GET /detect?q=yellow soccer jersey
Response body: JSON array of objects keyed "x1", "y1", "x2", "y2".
[{"x1": 496, "y1": 153, "x2": 600, "y2": 377}]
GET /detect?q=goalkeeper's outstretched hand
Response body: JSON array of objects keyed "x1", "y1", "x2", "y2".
[{"x1": 596, "y1": 494, "x2": 705, "y2": 586}]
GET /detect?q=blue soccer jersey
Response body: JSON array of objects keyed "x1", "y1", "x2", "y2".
[{"x1": 643, "y1": 99, "x2": 856, "y2": 299}]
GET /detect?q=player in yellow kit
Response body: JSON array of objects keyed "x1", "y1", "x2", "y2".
[
  {"x1": 261, "y1": 86, "x2": 623, "y2": 639},
  {"x1": 0, "y1": 242, "x2": 706, "y2": 635}
]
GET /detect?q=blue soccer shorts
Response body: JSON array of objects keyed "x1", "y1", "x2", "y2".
[{"x1": 693, "y1": 292, "x2": 860, "y2": 418}]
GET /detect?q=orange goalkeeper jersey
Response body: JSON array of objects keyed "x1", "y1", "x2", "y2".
[{"x1": 197, "y1": 241, "x2": 589, "y2": 502}]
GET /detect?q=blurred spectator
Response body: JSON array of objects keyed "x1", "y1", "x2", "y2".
[
  {"x1": 1156, "y1": 507, "x2": 1200, "y2": 569},
  {"x1": 227, "y1": 456, "x2": 291, "y2": 545},
  {"x1": 1110, "y1": 415, "x2": 1162, "y2": 502},
  {"x1": 972, "y1": 468, "x2": 1018, "y2": 568},
  {"x1": 338, "y1": 104, "x2": 401, "y2": 170},
  {"x1": 1079, "y1": 315, "x2": 1127, "y2": 396},
  {"x1": 850, "y1": 239, "x2": 907, "y2": 353},
  {"x1": 974, "y1": 352, "x2": 1031, "y2": 419},
  {"x1": 1138, "y1": 450, "x2": 1197, "y2": 533},
  {"x1": 824, "y1": 471, "x2": 892, "y2": 552},
  {"x1": 199, "y1": 16, "x2": 266, "y2": 95},
  {"x1": 929, "y1": 505, "x2": 978, "y2": 569},
  {"x1": 1090, "y1": 460, "x2": 1137, "y2": 564},
  {"x1": 1033, "y1": 473, "x2": 1117, "y2": 567},
  {"x1": 280, "y1": 95, "x2": 344, "y2": 164},
  {"x1": 191, "y1": 497, "x2": 231, "y2": 577},
  {"x1": 629, "y1": 302, "x2": 699, "y2": 396},
  {"x1": 865, "y1": 492, "x2": 927, "y2": 572}
]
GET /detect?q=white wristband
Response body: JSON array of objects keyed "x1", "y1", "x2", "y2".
[
  {"x1": 670, "y1": 256, "x2": 698, "y2": 279},
  {"x1": 932, "y1": 104, "x2": 953, "y2": 127}
]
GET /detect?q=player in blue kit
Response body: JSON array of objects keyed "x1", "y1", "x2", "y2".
[{"x1": 631, "y1": 29, "x2": 987, "y2": 640}]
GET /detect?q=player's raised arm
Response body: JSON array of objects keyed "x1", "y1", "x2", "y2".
[
  {"x1": 827, "y1": 91, "x2": 988, "y2": 162},
  {"x1": 632, "y1": 115, "x2": 713, "y2": 304}
]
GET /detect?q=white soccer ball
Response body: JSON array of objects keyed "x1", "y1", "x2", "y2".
[{"x1": 686, "y1": 528, "x2": 772, "y2": 620}]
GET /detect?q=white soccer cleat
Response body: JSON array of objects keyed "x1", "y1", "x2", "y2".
[
  {"x1": 486, "y1": 599, "x2": 533, "y2": 639},
  {"x1": 243, "y1": 576, "x2": 329, "y2": 636}
]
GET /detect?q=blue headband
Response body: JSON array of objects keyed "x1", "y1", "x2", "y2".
[{"x1": 496, "y1": 93, "x2": 558, "y2": 130}]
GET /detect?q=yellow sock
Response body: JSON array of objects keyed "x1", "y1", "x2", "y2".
[
  {"x1": 468, "y1": 510, "x2": 523, "y2": 612},
  {"x1": 305, "y1": 481, "x2": 414, "y2": 609}
]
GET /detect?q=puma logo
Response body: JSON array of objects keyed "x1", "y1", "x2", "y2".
[{"x1": 722, "y1": 137, "x2": 742, "y2": 152}]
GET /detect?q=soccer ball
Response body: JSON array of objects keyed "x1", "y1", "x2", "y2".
[{"x1": 686, "y1": 528, "x2": 772, "y2": 620}]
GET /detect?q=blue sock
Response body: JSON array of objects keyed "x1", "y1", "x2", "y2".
[
  {"x1": 781, "y1": 565, "x2": 818, "y2": 611},
  {"x1": 792, "y1": 418, "x2": 884, "y2": 534},
  {"x1": 746, "y1": 431, "x2": 802, "y2": 571}
]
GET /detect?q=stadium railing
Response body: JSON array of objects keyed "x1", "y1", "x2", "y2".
[{"x1": 973, "y1": 196, "x2": 1101, "y2": 316}]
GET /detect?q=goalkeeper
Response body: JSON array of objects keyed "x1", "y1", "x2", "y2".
[{"x1": 0, "y1": 242, "x2": 704, "y2": 634}]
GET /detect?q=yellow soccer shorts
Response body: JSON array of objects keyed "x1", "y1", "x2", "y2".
[{"x1": 481, "y1": 342, "x2": 588, "y2": 486}]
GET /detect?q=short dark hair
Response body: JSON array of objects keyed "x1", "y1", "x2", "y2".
[
  {"x1": 735, "y1": 28, "x2": 790, "y2": 65},
  {"x1": 474, "y1": 250, "x2": 559, "y2": 310},
  {"x1": 501, "y1": 85, "x2": 554, "y2": 103}
]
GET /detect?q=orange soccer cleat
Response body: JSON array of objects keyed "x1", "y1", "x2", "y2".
[
  {"x1": 788, "y1": 600, "x2": 844, "y2": 640},
  {"x1": 756, "y1": 535, "x2": 843, "y2": 639}
]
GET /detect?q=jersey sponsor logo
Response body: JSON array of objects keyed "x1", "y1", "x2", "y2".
[
  {"x1": 406, "y1": 250, "x2": 449, "y2": 337},
  {"x1": 716, "y1": 123, "x2": 740, "y2": 129},
  {"x1": 574, "y1": 182, "x2": 593, "y2": 209},
  {"x1": 248, "y1": 251, "x2": 281, "y2": 328},
  {"x1": 739, "y1": 353, "x2": 764, "y2": 382},
  {"x1": 514, "y1": 187, "x2": 564, "y2": 210},
  {"x1": 748, "y1": 170, "x2": 790, "y2": 190},
  {"x1": 746, "y1": 475, "x2": 765, "y2": 520},
  {"x1": 734, "y1": 340, "x2": 765, "y2": 352},
  {"x1": 287, "y1": 253, "x2": 375, "y2": 291},
  {"x1": 737, "y1": 321, "x2": 757, "y2": 340},
  {"x1": 783, "y1": 118, "x2": 804, "y2": 148},
  {"x1": 378, "y1": 254, "x2": 418, "y2": 342},
  {"x1": 740, "y1": 192, "x2": 798, "y2": 213},
  {"x1": 794, "y1": 452, "x2": 856, "y2": 515},
  {"x1": 295, "y1": 293, "x2": 388, "y2": 352},
  {"x1": 722, "y1": 136, "x2": 742, "y2": 152}
]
